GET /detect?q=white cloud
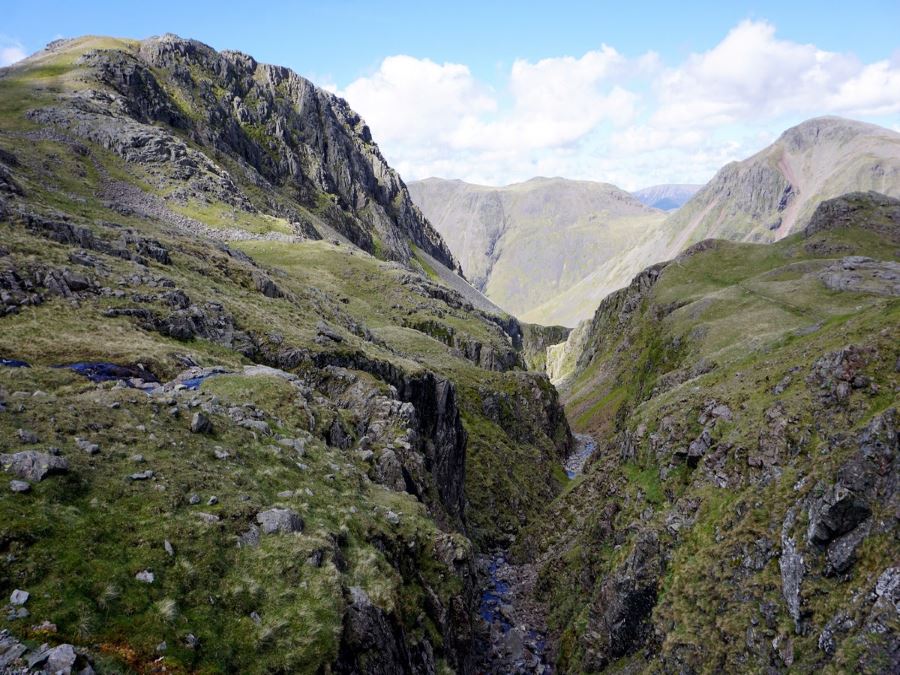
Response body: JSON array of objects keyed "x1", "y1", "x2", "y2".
[
  {"x1": 335, "y1": 20, "x2": 900, "y2": 188},
  {"x1": 0, "y1": 40, "x2": 27, "y2": 67}
]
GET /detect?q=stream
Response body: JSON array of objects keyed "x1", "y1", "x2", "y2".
[{"x1": 475, "y1": 433, "x2": 597, "y2": 673}]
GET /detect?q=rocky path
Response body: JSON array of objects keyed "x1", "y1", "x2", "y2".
[{"x1": 475, "y1": 433, "x2": 597, "y2": 673}]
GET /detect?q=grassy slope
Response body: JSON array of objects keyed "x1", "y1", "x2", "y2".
[
  {"x1": 0, "y1": 38, "x2": 569, "y2": 672},
  {"x1": 520, "y1": 215, "x2": 899, "y2": 671}
]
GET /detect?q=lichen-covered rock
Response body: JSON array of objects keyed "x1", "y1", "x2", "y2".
[
  {"x1": 0, "y1": 451, "x2": 69, "y2": 482},
  {"x1": 256, "y1": 508, "x2": 303, "y2": 535}
]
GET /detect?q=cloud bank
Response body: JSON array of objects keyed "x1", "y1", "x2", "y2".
[{"x1": 334, "y1": 20, "x2": 900, "y2": 189}]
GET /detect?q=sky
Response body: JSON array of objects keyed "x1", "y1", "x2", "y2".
[{"x1": 3, "y1": 1, "x2": 900, "y2": 189}]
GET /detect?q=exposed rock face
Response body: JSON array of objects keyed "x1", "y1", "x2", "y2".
[
  {"x1": 24, "y1": 34, "x2": 459, "y2": 272},
  {"x1": 583, "y1": 529, "x2": 663, "y2": 670},
  {"x1": 663, "y1": 117, "x2": 900, "y2": 247},
  {"x1": 520, "y1": 192, "x2": 900, "y2": 673}
]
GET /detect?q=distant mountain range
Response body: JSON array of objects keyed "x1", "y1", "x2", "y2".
[
  {"x1": 411, "y1": 116, "x2": 900, "y2": 326},
  {"x1": 407, "y1": 177, "x2": 664, "y2": 325},
  {"x1": 631, "y1": 183, "x2": 701, "y2": 210}
]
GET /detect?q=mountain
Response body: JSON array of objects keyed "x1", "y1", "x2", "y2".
[
  {"x1": 528, "y1": 192, "x2": 900, "y2": 672},
  {"x1": 0, "y1": 35, "x2": 572, "y2": 673},
  {"x1": 408, "y1": 176, "x2": 666, "y2": 326},
  {"x1": 632, "y1": 183, "x2": 701, "y2": 210},
  {"x1": 662, "y1": 117, "x2": 900, "y2": 249}
]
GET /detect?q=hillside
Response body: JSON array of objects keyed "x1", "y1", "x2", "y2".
[
  {"x1": 662, "y1": 117, "x2": 900, "y2": 249},
  {"x1": 0, "y1": 35, "x2": 572, "y2": 673},
  {"x1": 408, "y1": 177, "x2": 666, "y2": 326},
  {"x1": 632, "y1": 184, "x2": 701, "y2": 210},
  {"x1": 524, "y1": 192, "x2": 900, "y2": 672}
]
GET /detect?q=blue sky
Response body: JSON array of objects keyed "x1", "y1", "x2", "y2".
[{"x1": 4, "y1": 1, "x2": 900, "y2": 188}]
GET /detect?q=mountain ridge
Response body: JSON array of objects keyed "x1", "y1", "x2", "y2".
[{"x1": 408, "y1": 175, "x2": 665, "y2": 326}]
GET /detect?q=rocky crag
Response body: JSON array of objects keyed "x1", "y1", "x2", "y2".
[
  {"x1": 0, "y1": 35, "x2": 571, "y2": 673},
  {"x1": 523, "y1": 192, "x2": 899, "y2": 672},
  {"x1": 662, "y1": 117, "x2": 900, "y2": 248}
]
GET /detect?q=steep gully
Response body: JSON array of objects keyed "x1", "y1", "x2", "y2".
[{"x1": 476, "y1": 434, "x2": 597, "y2": 673}]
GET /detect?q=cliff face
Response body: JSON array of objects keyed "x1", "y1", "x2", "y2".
[
  {"x1": 23, "y1": 34, "x2": 459, "y2": 271},
  {"x1": 662, "y1": 117, "x2": 900, "y2": 249},
  {"x1": 0, "y1": 35, "x2": 572, "y2": 674},
  {"x1": 521, "y1": 193, "x2": 900, "y2": 672}
]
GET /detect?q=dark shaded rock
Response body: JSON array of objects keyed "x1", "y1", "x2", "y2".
[
  {"x1": 807, "y1": 483, "x2": 871, "y2": 545},
  {"x1": 190, "y1": 411, "x2": 213, "y2": 434},
  {"x1": 334, "y1": 586, "x2": 421, "y2": 675},
  {"x1": 825, "y1": 519, "x2": 871, "y2": 576},
  {"x1": 584, "y1": 530, "x2": 662, "y2": 670}
]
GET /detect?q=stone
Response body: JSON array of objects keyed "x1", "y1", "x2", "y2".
[
  {"x1": 10, "y1": 589, "x2": 29, "y2": 605},
  {"x1": 278, "y1": 437, "x2": 305, "y2": 454},
  {"x1": 316, "y1": 321, "x2": 343, "y2": 342},
  {"x1": 807, "y1": 483, "x2": 871, "y2": 545},
  {"x1": 825, "y1": 519, "x2": 871, "y2": 575},
  {"x1": 164, "y1": 539, "x2": 174, "y2": 556},
  {"x1": 385, "y1": 510, "x2": 400, "y2": 525},
  {"x1": 45, "y1": 643, "x2": 78, "y2": 673},
  {"x1": 238, "y1": 525, "x2": 260, "y2": 548},
  {"x1": 213, "y1": 447, "x2": 230, "y2": 459},
  {"x1": 190, "y1": 411, "x2": 212, "y2": 434},
  {"x1": 0, "y1": 451, "x2": 69, "y2": 482},
  {"x1": 256, "y1": 508, "x2": 303, "y2": 535},
  {"x1": 207, "y1": 495, "x2": 218, "y2": 505},
  {"x1": 128, "y1": 470, "x2": 154, "y2": 481},
  {"x1": 76, "y1": 437, "x2": 101, "y2": 455},
  {"x1": 9, "y1": 480, "x2": 30, "y2": 493},
  {"x1": 779, "y1": 507, "x2": 805, "y2": 632},
  {"x1": 240, "y1": 419, "x2": 271, "y2": 435},
  {"x1": 16, "y1": 428, "x2": 38, "y2": 444},
  {"x1": 135, "y1": 570, "x2": 155, "y2": 583},
  {"x1": 188, "y1": 493, "x2": 201, "y2": 504}
]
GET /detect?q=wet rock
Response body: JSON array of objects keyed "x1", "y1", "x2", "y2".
[
  {"x1": 335, "y1": 586, "x2": 419, "y2": 674},
  {"x1": 1, "y1": 451, "x2": 69, "y2": 482},
  {"x1": 256, "y1": 508, "x2": 303, "y2": 535}
]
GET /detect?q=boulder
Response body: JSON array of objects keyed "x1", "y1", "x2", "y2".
[
  {"x1": 9, "y1": 589, "x2": 29, "y2": 605},
  {"x1": 190, "y1": 411, "x2": 213, "y2": 434},
  {"x1": 0, "y1": 451, "x2": 69, "y2": 482},
  {"x1": 256, "y1": 508, "x2": 303, "y2": 535}
]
